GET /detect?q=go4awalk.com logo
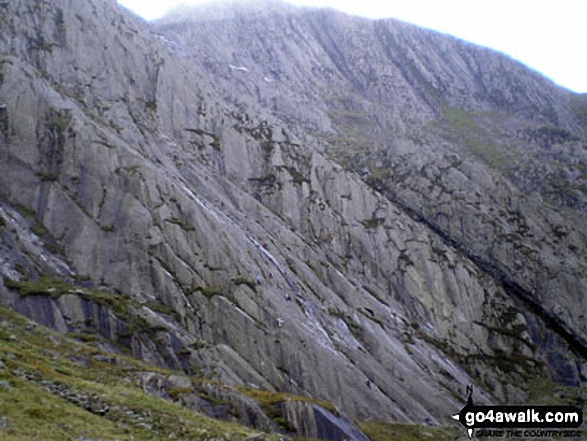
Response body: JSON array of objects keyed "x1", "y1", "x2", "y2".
[{"x1": 452, "y1": 387, "x2": 583, "y2": 438}]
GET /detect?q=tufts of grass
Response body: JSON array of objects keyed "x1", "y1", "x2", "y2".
[
  {"x1": 194, "y1": 285, "x2": 224, "y2": 300},
  {"x1": 100, "y1": 224, "x2": 117, "y2": 233},
  {"x1": 238, "y1": 387, "x2": 338, "y2": 417},
  {"x1": 358, "y1": 421, "x2": 460, "y2": 441},
  {"x1": 358, "y1": 308, "x2": 385, "y2": 330},
  {"x1": 3, "y1": 276, "x2": 74, "y2": 298},
  {"x1": 465, "y1": 139, "x2": 511, "y2": 172},
  {"x1": 278, "y1": 166, "x2": 310, "y2": 185},
  {"x1": 233, "y1": 277, "x2": 257, "y2": 292},
  {"x1": 165, "y1": 217, "x2": 195, "y2": 232},
  {"x1": 441, "y1": 107, "x2": 483, "y2": 134},
  {"x1": 36, "y1": 171, "x2": 59, "y2": 182},
  {"x1": 438, "y1": 107, "x2": 513, "y2": 173},
  {"x1": 4, "y1": 276, "x2": 130, "y2": 318},
  {"x1": 360, "y1": 217, "x2": 385, "y2": 229},
  {"x1": 248, "y1": 174, "x2": 277, "y2": 188},
  {"x1": 143, "y1": 301, "x2": 176, "y2": 316},
  {"x1": 525, "y1": 377, "x2": 582, "y2": 406},
  {"x1": 362, "y1": 285, "x2": 390, "y2": 307}
]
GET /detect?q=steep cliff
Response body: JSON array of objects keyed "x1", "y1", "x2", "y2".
[
  {"x1": 0, "y1": 0, "x2": 585, "y2": 437},
  {"x1": 155, "y1": 0, "x2": 587, "y2": 384}
]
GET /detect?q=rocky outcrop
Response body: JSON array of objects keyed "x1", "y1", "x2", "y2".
[
  {"x1": 0, "y1": 0, "x2": 584, "y2": 434},
  {"x1": 279, "y1": 400, "x2": 370, "y2": 441},
  {"x1": 155, "y1": 0, "x2": 587, "y2": 384}
]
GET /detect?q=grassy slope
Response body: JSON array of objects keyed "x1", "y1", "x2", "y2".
[
  {"x1": 0, "y1": 302, "x2": 490, "y2": 441},
  {"x1": 0, "y1": 304, "x2": 268, "y2": 440},
  {"x1": 359, "y1": 421, "x2": 460, "y2": 441}
]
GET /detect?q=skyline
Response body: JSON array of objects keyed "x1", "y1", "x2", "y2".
[{"x1": 117, "y1": 0, "x2": 587, "y2": 93}]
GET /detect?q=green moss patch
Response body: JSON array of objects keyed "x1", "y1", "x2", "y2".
[
  {"x1": 233, "y1": 277, "x2": 258, "y2": 292},
  {"x1": 239, "y1": 387, "x2": 338, "y2": 419},
  {"x1": 359, "y1": 421, "x2": 459, "y2": 441},
  {"x1": 4, "y1": 276, "x2": 130, "y2": 317}
]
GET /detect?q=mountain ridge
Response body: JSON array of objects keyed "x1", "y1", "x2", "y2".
[
  {"x1": 154, "y1": 0, "x2": 587, "y2": 355},
  {"x1": 157, "y1": 0, "x2": 305, "y2": 24}
]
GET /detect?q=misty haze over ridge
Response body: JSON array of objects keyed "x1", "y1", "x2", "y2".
[{"x1": 146, "y1": 0, "x2": 587, "y2": 93}]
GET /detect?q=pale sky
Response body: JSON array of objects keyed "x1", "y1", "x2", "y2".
[{"x1": 117, "y1": 0, "x2": 587, "y2": 93}]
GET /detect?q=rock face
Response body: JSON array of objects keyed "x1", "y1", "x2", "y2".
[{"x1": 0, "y1": 0, "x2": 585, "y2": 432}]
